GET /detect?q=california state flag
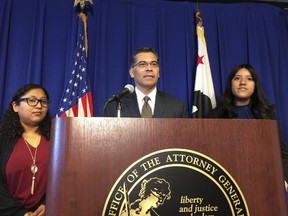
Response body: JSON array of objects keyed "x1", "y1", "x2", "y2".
[{"x1": 192, "y1": 11, "x2": 216, "y2": 118}]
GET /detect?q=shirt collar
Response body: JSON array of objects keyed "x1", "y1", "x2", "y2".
[{"x1": 135, "y1": 87, "x2": 157, "y2": 104}]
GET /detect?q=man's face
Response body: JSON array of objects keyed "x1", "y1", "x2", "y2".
[{"x1": 129, "y1": 52, "x2": 160, "y2": 94}]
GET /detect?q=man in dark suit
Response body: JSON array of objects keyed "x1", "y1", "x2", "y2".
[{"x1": 103, "y1": 47, "x2": 188, "y2": 118}]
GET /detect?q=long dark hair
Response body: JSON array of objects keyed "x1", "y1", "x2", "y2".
[
  {"x1": 0, "y1": 83, "x2": 52, "y2": 139},
  {"x1": 219, "y1": 64, "x2": 275, "y2": 119}
]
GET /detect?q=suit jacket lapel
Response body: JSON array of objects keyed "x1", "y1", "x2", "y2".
[
  {"x1": 123, "y1": 92, "x2": 141, "y2": 117},
  {"x1": 154, "y1": 91, "x2": 166, "y2": 117}
]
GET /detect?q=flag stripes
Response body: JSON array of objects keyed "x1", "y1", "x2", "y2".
[{"x1": 57, "y1": 13, "x2": 93, "y2": 117}]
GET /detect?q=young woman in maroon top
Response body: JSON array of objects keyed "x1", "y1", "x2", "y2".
[{"x1": 0, "y1": 84, "x2": 51, "y2": 216}]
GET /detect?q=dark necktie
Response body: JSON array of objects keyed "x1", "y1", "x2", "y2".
[{"x1": 142, "y1": 96, "x2": 152, "y2": 118}]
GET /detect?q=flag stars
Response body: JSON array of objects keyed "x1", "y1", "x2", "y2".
[
  {"x1": 57, "y1": 18, "x2": 93, "y2": 117},
  {"x1": 197, "y1": 55, "x2": 204, "y2": 65}
]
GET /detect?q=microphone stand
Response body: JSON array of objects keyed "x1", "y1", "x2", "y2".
[{"x1": 116, "y1": 99, "x2": 122, "y2": 118}]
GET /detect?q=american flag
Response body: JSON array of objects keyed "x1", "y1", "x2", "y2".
[
  {"x1": 192, "y1": 11, "x2": 216, "y2": 118},
  {"x1": 57, "y1": 15, "x2": 93, "y2": 117}
]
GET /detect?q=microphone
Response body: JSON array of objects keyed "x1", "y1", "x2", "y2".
[{"x1": 107, "y1": 84, "x2": 134, "y2": 102}]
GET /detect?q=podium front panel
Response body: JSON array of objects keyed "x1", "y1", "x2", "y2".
[{"x1": 46, "y1": 118, "x2": 287, "y2": 215}]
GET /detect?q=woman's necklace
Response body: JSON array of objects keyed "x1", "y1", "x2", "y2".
[{"x1": 23, "y1": 138, "x2": 38, "y2": 195}]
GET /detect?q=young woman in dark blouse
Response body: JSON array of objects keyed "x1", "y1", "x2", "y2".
[
  {"x1": 0, "y1": 84, "x2": 51, "y2": 216},
  {"x1": 208, "y1": 64, "x2": 288, "y2": 183}
]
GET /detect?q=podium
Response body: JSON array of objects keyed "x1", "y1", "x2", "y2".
[{"x1": 46, "y1": 118, "x2": 287, "y2": 215}]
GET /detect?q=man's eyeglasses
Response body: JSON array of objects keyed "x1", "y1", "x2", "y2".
[
  {"x1": 16, "y1": 98, "x2": 50, "y2": 108},
  {"x1": 132, "y1": 61, "x2": 159, "y2": 68}
]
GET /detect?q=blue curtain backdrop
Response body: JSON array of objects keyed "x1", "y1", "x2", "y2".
[{"x1": 0, "y1": 0, "x2": 287, "y2": 142}]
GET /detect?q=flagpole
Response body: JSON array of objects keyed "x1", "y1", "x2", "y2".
[
  {"x1": 56, "y1": 0, "x2": 94, "y2": 117},
  {"x1": 196, "y1": 2, "x2": 202, "y2": 28},
  {"x1": 79, "y1": 13, "x2": 88, "y2": 57},
  {"x1": 192, "y1": 2, "x2": 217, "y2": 118},
  {"x1": 75, "y1": 0, "x2": 93, "y2": 57}
]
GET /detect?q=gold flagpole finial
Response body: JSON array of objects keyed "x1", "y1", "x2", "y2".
[
  {"x1": 196, "y1": 2, "x2": 203, "y2": 27},
  {"x1": 74, "y1": 0, "x2": 93, "y2": 10},
  {"x1": 74, "y1": 0, "x2": 93, "y2": 57}
]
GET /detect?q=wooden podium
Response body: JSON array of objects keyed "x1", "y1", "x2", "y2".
[{"x1": 45, "y1": 118, "x2": 287, "y2": 215}]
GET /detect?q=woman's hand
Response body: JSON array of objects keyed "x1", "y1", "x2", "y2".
[{"x1": 32, "y1": 204, "x2": 46, "y2": 216}]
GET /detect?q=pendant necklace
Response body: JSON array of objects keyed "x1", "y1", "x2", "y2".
[{"x1": 23, "y1": 138, "x2": 38, "y2": 195}]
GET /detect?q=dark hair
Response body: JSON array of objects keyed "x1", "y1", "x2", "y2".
[
  {"x1": 219, "y1": 64, "x2": 275, "y2": 119},
  {"x1": 130, "y1": 47, "x2": 159, "y2": 68},
  {"x1": 0, "y1": 83, "x2": 52, "y2": 139}
]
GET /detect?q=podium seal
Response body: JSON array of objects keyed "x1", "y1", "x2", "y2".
[{"x1": 103, "y1": 148, "x2": 249, "y2": 216}]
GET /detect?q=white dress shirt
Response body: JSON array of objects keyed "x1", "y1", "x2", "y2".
[{"x1": 135, "y1": 87, "x2": 157, "y2": 115}]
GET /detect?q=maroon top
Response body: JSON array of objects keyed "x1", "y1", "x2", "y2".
[{"x1": 5, "y1": 136, "x2": 50, "y2": 209}]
